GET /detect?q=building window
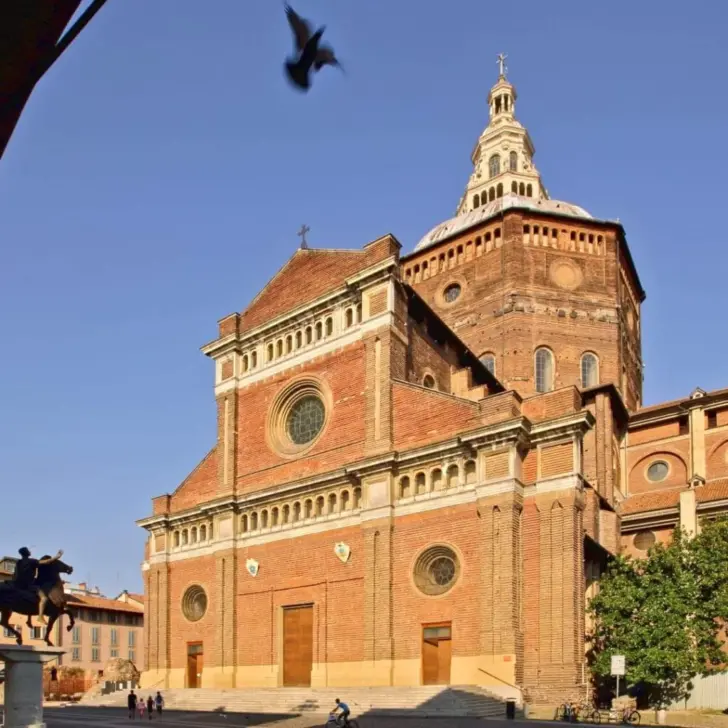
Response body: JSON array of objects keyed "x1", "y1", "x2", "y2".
[
  {"x1": 325, "y1": 317, "x2": 333, "y2": 336},
  {"x1": 509, "y1": 151, "x2": 517, "y2": 172},
  {"x1": 633, "y1": 530, "x2": 656, "y2": 552},
  {"x1": 287, "y1": 396, "x2": 325, "y2": 445},
  {"x1": 128, "y1": 631, "x2": 136, "y2": 648},
  {"x1": 315, "y1": 321, "x2": 323, "y2": 340},
  {"x1": 443, "y1": 283, "x2": 461, "y2": 303},
  {"x1": 581, "y1": 352, "x2": 599, "y2": 387},
  {"x1": 72, "y1": 626, "x2": 81, "y2": 644},
  {"x1": 110, "y1": 628, "x2": 118, "y2": 646},
  {"x1": 182, "y1": 585, "x2": 208, "y2": 622},
  {"x1": 647, "y1": 461, "x2": 669, "y2": 483},
  {"x1": 128, "y1": 650, "x2": 136, "y2": 663},
  {"x1": 413, "y1": 545, "x2": 460, "y2": 596},
  {"x1": 422, "y1": 374, "x2": 436, "y2": 389},
  {"x1": 473, "y1": 193, "x2": 480, "y2": 209},
  {"x1": 489, "y1": 154, "x2": 501, "y2": 178},
  {"x1": 480, "y1": 353, "x2": 496, "y2": 376},
  {"x1": 345, "y1": 308, "x2": 353, "y2": 328},
  {"x1": 31, "y1": 626, "x2": 43, "y2": 640},
  {"x1": 110, "y1": 648, "x2": 119, "y2": 658},
  {"x1": 707, "y1": 411, "x2": 718, "y2": 429},
  {"x1": 534, "y1": 347, "x2": 554, "y2": 393},
  {"x1": 71, "y1": 647, "x2": 81, "y2": 662},
  {"x1": 91, "y1": 627, "x2": 100, "y2": 645},
  {"x1": 91, "y1": 647, "x2": 100, "y2": 662},
  {"x1": 107, "y1": 612, "x2": 118, "y2": 624}
]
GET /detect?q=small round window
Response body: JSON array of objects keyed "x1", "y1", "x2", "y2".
[
  {"x1": 287, "y1": 396, "x2": 325, "y2": 445},
  {"x1": 633, "y1": 530, "x2": 656, "y2": 552},
  {"x1": 414, "y1": 545, "x2": 460, "y2": 596},
  {"x1": 181, "y1": 585, "x2": 207, "y2": 622},
  {"x1": 443, "y1": 283, "x2": 461, "y2": 303},
  {"x1": 423, "y1": 375, "x2": 436, "y2": 389},
  {"x1": 647, "y1": 461, "x2": 669, "y2": 482}
]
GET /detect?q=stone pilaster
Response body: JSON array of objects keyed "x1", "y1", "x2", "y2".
[
  {"x1": 208, "y1": 547, "x2": 238, "y2": 687},
  {"x1": 217, "y1": 391, "x2": 238, "y2": 497},
  {"x1": 144, "y1": 562, "x2": 170, "y2": 685}
]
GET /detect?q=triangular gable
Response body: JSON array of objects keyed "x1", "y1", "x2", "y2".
[
  {"x1": 169, "y1": 446, "x2": 218, "y2": 512},
  {"x1": 238, "y1": 246, "x2": 385, "y2": 333}
]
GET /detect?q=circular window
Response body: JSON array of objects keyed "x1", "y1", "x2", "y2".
[
  {"x1": 646, "y1": 461, "x2": 669, "y2": 482},
  {"x1": 633, "y1": 530, "x2": 656, "y2": 551},
  {"x1": 287, "y1": 395, "x2": 325, "y2": 445},
  {"x1": 181, "y1": 585, "x2": 207, "y2": 622},
  {"x1": 414, "y1": 545, "x2": 460, "y2": 596},
  {"x1": 423, "y1": 374, "x2": 436, "y2": 389},
  {"x1": 443, "y1": 283, "x2": 461, "y2": 303},
  {"x1": 268, "y1": 377, "x2": 331, "y2": 456}
]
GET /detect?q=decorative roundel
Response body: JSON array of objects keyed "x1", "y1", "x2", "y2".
[
  {"x1": 646, "y1": 461, "x2": 669, "y2": 483},
  {"x1": 181, "y1": 585, "x2": 207, "y2": 622},
  {"x1": 549, "y1": 259, "x2": 584, "y2": 291},
  {"x1": 633, "y1": 530, "x2": 656, "y2": 552},
  {"x1": 413, "y1": 545, "x2": 460, "y2": 596}
]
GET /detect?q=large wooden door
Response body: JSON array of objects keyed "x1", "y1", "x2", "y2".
[
  {"x1": 422, "y1": 624, "x2": 451, "y2": 685},
  {"x1": 187, "y1": 643, "x2": 203, "y2": 688},
  {"x1": 282, "y1": 605, "x2": 313, "y2": 687}
]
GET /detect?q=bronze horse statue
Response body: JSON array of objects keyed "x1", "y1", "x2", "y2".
[{"x1": 0, "y1": 557, "x2": 75, "y2": 646}]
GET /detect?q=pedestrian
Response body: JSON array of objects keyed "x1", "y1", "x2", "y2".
[
  {"x1": 146, "y1": 696, "x2": 154, "y2": 720},
  {"x1": 127, "y1": 690, "x2": 137, "y2": 720},
  {"x1": 138, "y1": 697, "x2": 146, "y2": 719},
  {"x1": 155, "y1": 691, "x2": 164, "y2": 718}
]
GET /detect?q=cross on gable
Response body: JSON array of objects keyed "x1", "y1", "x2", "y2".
[{"x1": 297, "y1": 224, "x2": 310, "y2": 249}]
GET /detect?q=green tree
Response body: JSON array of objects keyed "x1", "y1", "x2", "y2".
[{"x1": 588, "y1": 518, "x2": 728, "y2": 707}]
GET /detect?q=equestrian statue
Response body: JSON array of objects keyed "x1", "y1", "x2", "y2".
[{"x1": 0, "y1": 547, "x2": 75, "y2": 646}]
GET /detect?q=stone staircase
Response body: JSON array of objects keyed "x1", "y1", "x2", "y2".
[{"x1": 81, "y1": 684, "x2": 518, "y2": 718}]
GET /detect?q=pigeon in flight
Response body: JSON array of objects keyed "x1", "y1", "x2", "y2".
[{"x1": 284, "y1": 4, "x2": 342, "y2": 91}]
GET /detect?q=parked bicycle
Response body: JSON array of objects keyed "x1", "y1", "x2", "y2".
[{"x1": 608, "y1": 706, "x2": 640, "y2": 725}]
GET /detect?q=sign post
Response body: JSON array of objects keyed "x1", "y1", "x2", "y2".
[{"x1": 611, "y1": 655, "x2": 626, "y2": 698}]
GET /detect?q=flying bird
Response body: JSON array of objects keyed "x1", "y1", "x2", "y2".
[{"x1": 284, "y1": 4, "x2": 342, "y2": 91}]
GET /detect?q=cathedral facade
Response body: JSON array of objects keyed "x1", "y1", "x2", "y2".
[{"x1": 138, "y1": 68, "x2": 728, "y2": 703}]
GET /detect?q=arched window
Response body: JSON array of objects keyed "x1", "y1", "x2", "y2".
[
  {"x1": 328, "y1": 493, "x2": 338, "y2": 514},
  {"x1": 276, "y1": 340, "x2": 283, "y2": 358},
  {"x1": 535, "y1": 347, "x2": 554, "y2": 393},
  {"x1": 488, "y1": 187, "x2": 495, "y2": 202},
  {"x1": 315, "y1": 496, "x2": 324, "y2": 517},
  {"x1": 345, "y1": 308, "x2": 353, "y2": 328},
  {"x1": 509, "y1": 151, "x2": 518, "y2": 172},
  {"x1": 519, "y1": 182, "x2": 525, "y2": 196},
  {"x1": 191, "y1": 527, "x2": 198, "y2": 543},
  {"x1": 271, "y1": 507, "x2": 279, "y2": 526},
  {"x1": 200, "y1": 524, "x2": 207, "y2": 541},
  {"x1": 315, "y1": 322, "x2": 323, "y2": 340},
  {"x1": 511, "y1": 181, "x2": 518, "y2": 193},
  {"x1": 295, "y1": 331, "x2": 302, "y2": 349},
  {"x1": 581, "y1": 352, "x2": 599, "y2": 388},
  {"x1": 399, "y1": 477, "x2": 411, "y2": 499},
  {"x1": 341, "y1": 490, "x2": 351, "y2": 510},
  {"x1": 293, "y1": 502, "x2": 301, "y2": 521},
  {"x1": 285, "y1": 335, "x2": 292, "y2": 354},
  {"x1": 415, "y1": 472, "x2": 426, "y2": 494},
  {"x1": 305, "y1": 326, "x2": 313, "y2": 344},
  {"x1": 304, "y1": 499, "x2": 313, "y2": 519},
  {"x1": 267, "y1": 344, "x2": 274, "y2": 362},
  {"x1": 431, "y1": 468, "x2": 443, "y2": 490},
  {"x1": 464, "y1": 460, "x2": 477, "y2": 484},
  {"x1": 251, "y1": 351, "x2": 257, "y2": 368},
  {"x1": 325, "y1": 317, "x2": 333, "y2": 336},
  {"x1": 282, "y1": 504, "x2": 290, "y2": 524},
  {"x1": 473, "y1": 194, "x2": 480, "y2": 209},
  {"x1": 480, "y1": 353, "x2": 496, "y2": 376},
  {"x1": 526, "y1": 183, "x2": 533, "y2": 197},
  {"x1": 173, "y1": 531, "x2": 180, "y2": 548},
  {"x1": 261, "y1": 510, "x2": 269, "y2": 529},
  {"x1": 182, "y1": 529, "x2": 189, "y2": 545},
  {"x1": 496, "y1": 183, "x2": 503, "y2": 198},
  {"x1": 356, "y1": 304, "x2": 362, "y2": 323},
  {"x1": 353, "y1": 486, "x2": 362, "y2": 509},
  {"x1": 446, "y1": 464, "x2": 459, "y2": 488},
  {"x1": 242, "y1": 355, "x2": 249, "y2": 373},
  {"x1": 250, "y1": 512, "x2": 258, "y2": 530},
  {"x1": 489, "y1": 154, "x2": 501, "y2": 178}
]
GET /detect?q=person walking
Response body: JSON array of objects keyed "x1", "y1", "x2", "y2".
[
  {"x1": 127, "y1": 690, "x2": 137, "y2": 720},
  {"x1": 155, "y1": 691, "x2": 164, "y2": 718},
  {"x1": 146, "y1": 696, "x2": 154, "y2": 720},
  {"x1": 137, "y1": 697, "x2": 146, "y2": 719}
]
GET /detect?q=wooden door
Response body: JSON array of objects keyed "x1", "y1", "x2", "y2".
[
  {"x1": 422, "y1": 624, "x2": 451, "y2": 685},
  {"x1": 282, "y1": 605, "x2": 313, "y2": 687},
  {"x1": 187, "y1": 643, "x2": 203, "y2": 688}
]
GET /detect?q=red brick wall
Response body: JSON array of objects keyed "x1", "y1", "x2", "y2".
[
  {"x1": 169, "y1": 448, "x2": 218, "y2": 513},
  {"x1": 405, "y1": 318, "x2": 458, "y2": 392},
  {"x1": 627, "y1": 448, "x2": 688, "y2": 494},
  {"x1": 706, "y1": 434, "x2": 728, "y2": 480}
]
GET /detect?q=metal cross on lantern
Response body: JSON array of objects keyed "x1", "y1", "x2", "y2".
[{"x1": 298, "y1": 224, "x2": 310, "y2": 249}]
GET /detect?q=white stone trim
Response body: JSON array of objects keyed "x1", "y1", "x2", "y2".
[
  {"x1": 395, "y1": 485, "x2": 476, "y2": 516},
  {"x1": 213, "y1": 312, "x2": 396, "y2": 396},
  {"x1": 524, "y1": 473, "x2": 583, "y2": 496}
]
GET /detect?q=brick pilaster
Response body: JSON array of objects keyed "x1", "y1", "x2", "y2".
[{"x1": 213, "y1": 549, "x2": 238, "y2": 682}]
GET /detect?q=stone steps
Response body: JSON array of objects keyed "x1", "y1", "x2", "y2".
[{"x1": 81, "y1": 684, "x2": 516, "y2": 718}]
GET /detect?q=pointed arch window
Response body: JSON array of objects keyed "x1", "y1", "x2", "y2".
[
  {"x1": 489, "y1": 154, "x2": 501, "y2": 179},
  {"x1": 473, "y1": 193, "x2": 480, "y2": 209},
  {"x1": 581, "y1": 352, "x2": 599, "y2": 388},
  {"x1": 535, "y1": 347, "x2": 554, "y2": 393},
  {"x1": 509, "y1": 151, "x2": 518, "y2": 172}
]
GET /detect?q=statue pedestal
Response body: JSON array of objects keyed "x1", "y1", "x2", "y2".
[{"x1": 0, "y1": 645, "x2": 64, "y2": 728}]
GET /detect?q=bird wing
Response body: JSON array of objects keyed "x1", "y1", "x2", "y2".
[
  {"x1": 285, "y1": 4, "x2": 311, "y2": 51},
  {"x1": 315, "y1": 45, "x2": 342, "y2": 71}
]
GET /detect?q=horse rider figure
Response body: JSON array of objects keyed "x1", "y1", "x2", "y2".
[{"x1": 12, "y1": 547, "x2": 64, "y2": 624}]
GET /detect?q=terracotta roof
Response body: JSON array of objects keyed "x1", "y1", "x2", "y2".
[
  {"x1": 66, "y1": 593, "x2": 143, "y2": 614},
  {"x1": 237, "y1": 246, "x2": 390, "y2": 334},
  {"x1": 635, "y1": 386, "x2": 728, "y2": 416},
  {"x1": 621, "y1": 489, "x2": 681, "y2": 515},
  {"x1": 697, "y1": 479, "x2": 728, "y2": 504},
  {"x1": 621, "y1": 479, "x2": 728, "y2": 516},
  {"x1": 126, "y1": 593, "x2": 144, "y2": 603}
]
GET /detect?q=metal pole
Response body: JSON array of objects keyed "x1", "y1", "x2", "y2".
[{"x1": 616, "y1": 675, "x2": 620, "y2": 699}]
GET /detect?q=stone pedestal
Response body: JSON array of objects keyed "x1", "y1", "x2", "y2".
[{"x1": 0, "y1": 645, "x2": 64, "y2": 728}]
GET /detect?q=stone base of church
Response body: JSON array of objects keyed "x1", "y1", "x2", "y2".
[{"x1": 140, "y1": 654, "x2": 517, "y2": 691}]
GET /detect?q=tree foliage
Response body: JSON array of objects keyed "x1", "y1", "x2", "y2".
[{"x1": 588, "y1": 518, "x2": 728, "y2": 707}]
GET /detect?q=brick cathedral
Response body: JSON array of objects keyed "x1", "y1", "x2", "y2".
[{"x1": 138, "y1": 65, "x2": 728, "y2": 703}]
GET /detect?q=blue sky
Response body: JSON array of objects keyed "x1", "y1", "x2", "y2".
[{"x1": 1, "y1": 0, "x2": 726, "y2": 594}]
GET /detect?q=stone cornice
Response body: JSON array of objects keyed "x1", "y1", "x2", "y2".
[{"x1": 529, "y1": 411, "x2": 594, "y2": 445}]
